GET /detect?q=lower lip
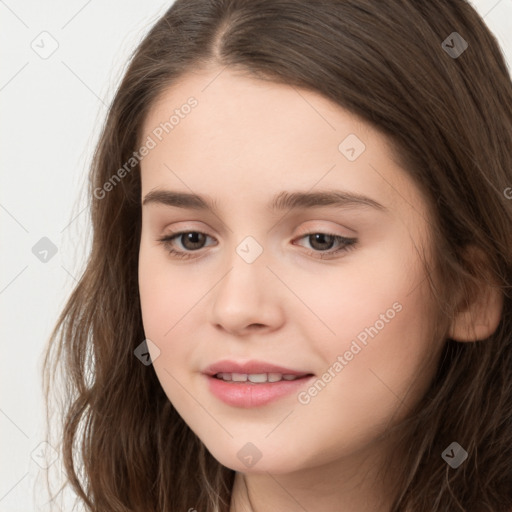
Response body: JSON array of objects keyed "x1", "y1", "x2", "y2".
[{"x1": 205, "y1": 374, "x2": 314, "y2": 408}]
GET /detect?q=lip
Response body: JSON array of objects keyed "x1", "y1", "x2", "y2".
[
  {"x1": 202, "y1": 359, "x2": 311, "y2": 377},
  {"x1": 202, "y1": 359, "x2": 315, "y2": 408}
]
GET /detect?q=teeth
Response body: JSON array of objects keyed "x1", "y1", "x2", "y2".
[
  {"x1": 215, "y1": 373, "x2": 302, "y2": 383},
  {"x1": 248, "y1": 373, "x2": 267, "y2": 383}
]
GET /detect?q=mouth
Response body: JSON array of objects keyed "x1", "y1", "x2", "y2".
[
  {"x1": 202, "y1": 360, "x2": 315, "y2": 408},
  {"x1": 212, "y1": 372, "x2": 311, "y2": 383},
  {"x1": 203, "y1": 359, "x2": 313, "y2": 378}
]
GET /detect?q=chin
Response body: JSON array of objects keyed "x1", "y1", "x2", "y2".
[{"x1": 203, "y1": 440, "x2": 309, "y2": 475}]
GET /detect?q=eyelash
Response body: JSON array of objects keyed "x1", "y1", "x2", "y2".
[{"x1": 157, "y1": 230, "x2": 357, "y2": 260}]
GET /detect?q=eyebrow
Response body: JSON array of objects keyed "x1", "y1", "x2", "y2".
[{"x1": 142, "y1": 189, "x2": 387, "y2": 213}]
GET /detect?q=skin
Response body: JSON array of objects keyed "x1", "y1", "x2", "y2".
[{"x1": 137, "y1": 66, "x2": 451, "y2": 511}]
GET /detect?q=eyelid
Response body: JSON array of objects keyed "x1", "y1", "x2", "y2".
[
  {"x1": 159, "y1": 230, "x2": 217, "y2": 250},
  {"x1": 158, "y1": 222, "x2": 353, "y2": 246},
  {"x1": 292, "y1": 232, "x2": 357, "y2": 259},
  {"x1": 157, "y1": 226, "x2": 358, "y2": 261},
  {"x1": 293, "y1": 220, "x2": 357, "y2": 238}
]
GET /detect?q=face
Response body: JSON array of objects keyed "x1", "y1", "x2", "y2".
[{"x1": 138, "y1": 66, "x2": 444, "y2": 474}]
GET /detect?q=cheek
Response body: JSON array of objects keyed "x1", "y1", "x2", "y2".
[
  {"x1": 317, "y1": 287, "x2": 436, "y2": 425},
  {"x1": 292, "y1": 287, "x2": 437, "y2": 466},
  {"x1": 138, "y1": 245, "x2": 191, "y2": 355},
  {"x1": 303, "y1": 244, "x2": 425, "y2": 352},
  {"x1": 305, "y1": 240, "x2": 437, "y2": 406},
  {"x1": 139, "y1": 250, "x2": 169, "y2": 339},
  {"x1": 138, "y1": 250, "x2": 199, "y2": 409}
]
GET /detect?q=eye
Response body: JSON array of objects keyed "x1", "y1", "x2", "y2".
[
  {"x1": 157, "y1": 231, "x2": 215, "y2": 260},
  {"x1": 293, "y1": 232, "x2": 357, "y2": 259},
  {"x1": 157, "y1": 230, "x2": 357, "y2": 260}
]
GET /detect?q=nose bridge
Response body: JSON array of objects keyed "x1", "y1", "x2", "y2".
[
  {"x1": 208, "y1": 232, "x2": 284, "y2": 332},
  {"x1": 217, "y1": 234, "x2": 269, "y2": 304}
]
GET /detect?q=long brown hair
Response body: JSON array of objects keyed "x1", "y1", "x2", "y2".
[{"x1": 43, "y1": 1, "x2": 512, "y2": 510}]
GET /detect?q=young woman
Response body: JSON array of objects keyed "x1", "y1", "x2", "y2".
[{"x1": 43, "y1": 1, "x2": 512, "y2": 510}]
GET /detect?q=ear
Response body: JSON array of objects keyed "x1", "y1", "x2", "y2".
[{"x1": 448, "y1": 246, "x2": 503, "y2": 342}]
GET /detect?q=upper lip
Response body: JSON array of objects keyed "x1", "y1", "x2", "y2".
[{"x1": 202, "y1": 359, "x2": 313, "y2": 377}]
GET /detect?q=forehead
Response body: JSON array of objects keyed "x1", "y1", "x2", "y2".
[
  {"x1": 143, "y1": 67, "x2": 373, "y2": 150},
  {"x1": 139, "y1": 67, "x2": 430, "y2": 228}
]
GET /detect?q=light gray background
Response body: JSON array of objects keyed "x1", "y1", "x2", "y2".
[{"x1": 1, "y1": 1, "x2": 511, "y2": 510}]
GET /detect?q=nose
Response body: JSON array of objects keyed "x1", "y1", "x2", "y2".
[{"x1": 208, "y1": 247, "x2": 285, "y2": 336}]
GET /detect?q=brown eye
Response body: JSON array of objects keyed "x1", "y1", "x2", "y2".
[
  {"x1": 176, "y1": 232, "x2": 208, "y2": 251},
  {"x1": 294, "y1": 232, "x2": 357, "y2": 259},
  {"x1": 307, "y1": 233, "x2": 337, "y2": 251},
  {"x1": 157, "y1": 231, "x2": 216, "y2": 260}
]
